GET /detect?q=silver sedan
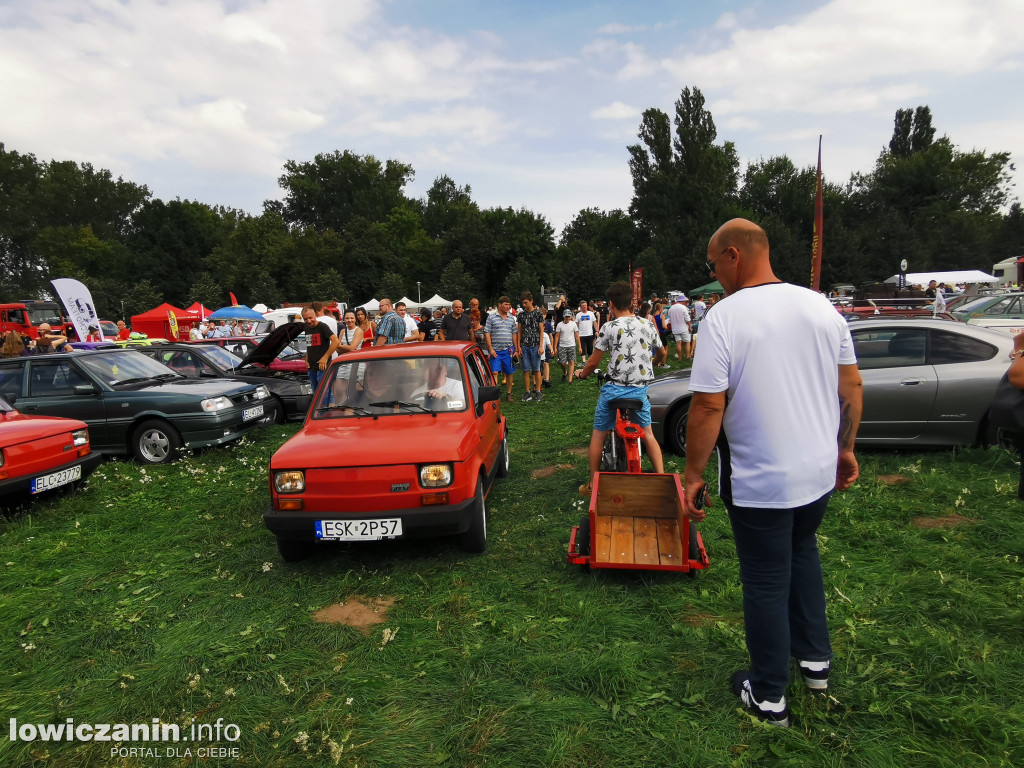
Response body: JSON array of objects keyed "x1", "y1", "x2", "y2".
[{"x1": 650, "y1": 318, "x2": 1015, "y2": 454}]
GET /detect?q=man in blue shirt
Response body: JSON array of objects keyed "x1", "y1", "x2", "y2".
[{"x1": 374, "y1": 298, "x2": 406, "y2": 345}]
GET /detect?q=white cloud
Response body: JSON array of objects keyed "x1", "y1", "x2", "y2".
[
  {"x1": 591, "y1": 101, "x2": 640, "y2": 120},
  {"x1": 597, "y1": 22, "x2": 646, "y2": 34}
]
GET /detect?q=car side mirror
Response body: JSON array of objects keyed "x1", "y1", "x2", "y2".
[
  {"x1": 477, "y1": 385, "x2": 500, "y2": 415},
  {"x1": 74, "y1": 384, "x2": 97, "y2": 395}
]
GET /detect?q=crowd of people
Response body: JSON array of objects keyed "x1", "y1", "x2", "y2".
[{"x1": 300, "y1": 292, "x2": 721, "y2": 402}]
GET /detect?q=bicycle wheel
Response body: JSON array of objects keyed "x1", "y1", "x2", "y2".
[{"x1": 600, "y1": 432, "x2": 628, "y2": 472}]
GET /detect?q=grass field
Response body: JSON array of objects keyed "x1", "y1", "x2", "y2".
[{"x1": 2, "y1": 368, "x2": 1024, "y2": 767}]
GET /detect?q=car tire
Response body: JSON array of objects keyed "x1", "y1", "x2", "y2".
[
  {"x1": 273, "y1": 395, "x2": 287, "y2": 424},
  {"x1": 459, "y1": 477, "x2": 488, "y2": 554},
  {"x1": 276, "y1": 537, "x2": 310, "y2": 562},
  {"x1": 132, "y1": 419, "x2": 182, "y2": 465},
  {"x1": 667, "y1": 405, "x2": 689, "y2": 456},
  {"x1": 600, "y1": 433, "x2": 627, "y2": 472},
  {"x1": 496, "y1": 435, "x2": 510, "y2": 478}
]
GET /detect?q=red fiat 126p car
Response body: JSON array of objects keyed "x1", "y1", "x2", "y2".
[
  {"x1": 0, "y1": 394, "x2": 103, "y2": 504},
  {"x1": 264, "y1": 342, "x2": 508, "y2": 561}
]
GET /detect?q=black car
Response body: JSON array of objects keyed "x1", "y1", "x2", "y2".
[
  {"x1": 138, "y1": 325, "x2": 313, "y2": 422},
  {"x1": 0, "y1": 349, "x2": 273, "y2": 464}
]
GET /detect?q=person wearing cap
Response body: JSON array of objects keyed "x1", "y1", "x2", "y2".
[
  {"x1": 574, "y1": 301, "x2": 600, "y2": 363},
  {"x1": 553, "y1": 308, "x2": 581, "y2": 383},
  {"x1": 86, "y1": 324, "x2": 101, "y2": 342},
  {"x1": 667, "y1": 294, "x2": 693, "y2": 361},
  {"x1": 35, "y1": 324, "x2": 72, "y2": 354}
]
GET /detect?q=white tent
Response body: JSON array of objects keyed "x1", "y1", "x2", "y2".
[
  {"x1": 884, "y1": 270, "x2": 998, "y2": 285},
  {"x1": 357, "y1": 298, "x2": 380, "y2": 312},
  {"x1": 422, "y1": 293, "x2": 452, "y2": 308},
  {"x1": 398, "y1": 296, "x2": 417, "y2": 308}
]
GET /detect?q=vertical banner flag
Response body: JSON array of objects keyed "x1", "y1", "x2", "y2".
[
  {"x1": 229, "y1": 291, "x2": 239, "y2": 306},
  {"x1": 810, "y1": 135, "x2": 824, "y2": 292},
  {"x1": 167, "y1": 310, "x2": 179, "y2": 340},
  {"x1": 51, "y1": 278, "x2": 102, "y2": 341},
  {"x1": 630, "y1": 268, "x2": 644, "y2": 309}
]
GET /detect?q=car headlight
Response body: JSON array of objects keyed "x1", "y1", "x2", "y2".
[
  {"x1": 72, "y1": 428, "x2": 89, "y2": 447},
  {"x1": 419, "y1": 464, "x2": 452, "y2": 488},
  {"x1": 300, "y1": 383, "x2": 313, "y2": 395},
  {"x1": 274, "y1": 471, "x2": 305, "y2": 493},
  {"x1": 256, "y1": 385, "x2": 270, "y2": 400},
  {"x1": 200, "y1": 396, "x2": 232, "y2": 412}
]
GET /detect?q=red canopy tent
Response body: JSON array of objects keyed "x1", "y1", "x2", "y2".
[
  {"x1": 184, "y1": 302, "x2": 212, "y2": 319},
  {"x1": 130, "y1": 303, "x2": 200, "y2": 341}
]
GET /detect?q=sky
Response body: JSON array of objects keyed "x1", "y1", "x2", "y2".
[{"x1": 1, "y1": 0, "x2": 1022, "y2": 236}]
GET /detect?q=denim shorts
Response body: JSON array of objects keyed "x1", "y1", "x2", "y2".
[
  {"x1": 594, "y1": 383, "x2": 651, "y2": 432},
  {"x1": 520, "y1": 345, "x2": 541, "y2": 372}
]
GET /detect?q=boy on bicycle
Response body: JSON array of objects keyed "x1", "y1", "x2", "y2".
[{"x1": 575, "y1": 281, "x2": 665, "y2": 494}]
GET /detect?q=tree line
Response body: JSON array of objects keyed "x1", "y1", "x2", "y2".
[{"x1": 2, "y1": 86, "x2": 1021, "y2": 321}]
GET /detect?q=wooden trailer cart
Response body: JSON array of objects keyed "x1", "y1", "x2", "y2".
[{"x1": 567, "y1": 472, "x2": 709, "y2": 574}]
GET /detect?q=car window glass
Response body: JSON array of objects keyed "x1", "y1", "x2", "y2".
[
  {"x1": 29, "y1": 360, "x2": 90, "y2": 396},
  {"x1": 77, "y1": 350, "x2": 179, "y2": 385},
  {"x1": 314, "y1": 356, "x2": 467, "y2": 418},
  {"x1": 929, "y1": 330, "x2": 997, "y2": 365},
  {"x1": 198, "y1": 345, "x2": 243, "y2": 369},
  {"x1": 1008, "y1": 297, "x2": 1023, "y2": 314},
  {"x1": 957, "y1": 296, "x2": 995, "y2": 314},
  {"x1": 0, "y1": 365, "x2": 23, "y2": 400},
  {"x1": 465, "y1": 353, "x2": 484, "y2": 402},
  {"x1": 983, "y1": 297, "x2": 1014, "y2": 315},
  {"x1": 852, "y1": 328, "x2": 927, "y2": 370}
]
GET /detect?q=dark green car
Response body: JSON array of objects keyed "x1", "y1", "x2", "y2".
[{"x1": 0, "y1": 349, "x2": 273, "y2": 464}]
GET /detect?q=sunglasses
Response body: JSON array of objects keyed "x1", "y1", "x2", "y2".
[{"x1": 707, "y1": 247, "x2": 730, "y2": 273}]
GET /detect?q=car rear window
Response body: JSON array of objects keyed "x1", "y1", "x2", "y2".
[
  {"x1": 928, "y1": 330, "x2": 998, "y2": 365},
  {"x1": 312, "y1": 356, "x2": 468, "y2": 418}
]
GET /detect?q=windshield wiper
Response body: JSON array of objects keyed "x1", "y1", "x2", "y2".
[
  {"x1": 113, "y1": 377, "x2": 155, "y2": 386},
  {"x1": 369, "y1": 400, "x2": 435, "y2": 415},
  {"x1": 153, "y1": 373, "x2": 184, "y2": 381},
  {"x1": 315, "y1": 404, "x2": 375, "y2": 417}
]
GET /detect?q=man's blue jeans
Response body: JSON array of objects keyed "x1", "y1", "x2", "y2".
[
  {"x1": 308, "y1": 367, "x2": 323, "y2": 392},
  {"x1": 726, "y1": 491, "x2": 833, "y2": 700}
]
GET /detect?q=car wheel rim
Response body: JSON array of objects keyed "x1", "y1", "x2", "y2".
[
  {"x1": 140, "y1": 429, "x2": 170, "y2": 461},
  {"x1": 503, "y1": 439, "x2": 509, "y2": 473},
  {"x1": 675, "y1": 418, "x2": 687, "y2": 456}
]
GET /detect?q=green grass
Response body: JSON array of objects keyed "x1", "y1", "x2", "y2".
[{"x1": 2, "y1": 366, "x2": 1024, "y2": 767}]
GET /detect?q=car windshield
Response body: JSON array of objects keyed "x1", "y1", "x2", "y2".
[
  {"x1": 100, "y1": 321, "x2": 118, "y2": 336},
  {"x1": 313, "y1": 356, "x2": 468, "y2": 418},
  {"x1": 76, "y1": 350, "x2": 182, "y2": 386},
  {"x1": 27, "y1": 307, "x2": 64, "y2": 325},
  {"x1": 956, "y1": 296, "x2": 1000, "y2": 314},
  {"x1": 199, "y1": 345, "x2": 245, "y2": 369},
  {"x1": 0, "y1": 393, "x2": 13, "y2": 413}
]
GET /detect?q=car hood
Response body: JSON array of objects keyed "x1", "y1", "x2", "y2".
[
  {"x1": 647, "y1": 368, "x2": 693, "y2": 403},
  {"x1": 237, "y1": 323, "x2": 305, "y2": 368},
  {"x1": 273, "y1": 415, "x2": 475, "y2": 469},
  {"x1": 0, "y1": 410, "x2": 87, "y2": 446},
  {"x1": 125, "y1": 378, "x2": 256, "y2": 397}
]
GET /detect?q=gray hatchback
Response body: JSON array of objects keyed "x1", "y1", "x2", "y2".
[{"x1": 649, "y1": 318, "x2": 1014, "y2": 453}]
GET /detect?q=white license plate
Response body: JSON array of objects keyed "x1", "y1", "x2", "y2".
[
  {"x1": 315, "y1": 518, "x2": 403, "y2": 541},
  {"x1": 31, "y1": 465, "x2": 82, "y2": 494},
  {"x1": 242, "y1": 404, "x2": 264, "y2": 421}
]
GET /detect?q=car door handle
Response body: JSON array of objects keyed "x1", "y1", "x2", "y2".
[{"x1": 899, "y1": 378, "x2": 924, "y2": 386}]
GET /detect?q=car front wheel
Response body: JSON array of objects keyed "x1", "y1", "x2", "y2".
[
  {"x1": 459, "y1": 477, "x2": 488, "y2": 553},
  {"x1": 132, "y1": 419, "x2": 182, "y2": 464}
]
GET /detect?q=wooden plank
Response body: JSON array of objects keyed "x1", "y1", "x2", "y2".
[
  {"x1": 594, "y1": 473, "x2": 680, "y2": 519},
  {"x1": 632, "y1": 517, "x2": 659, "y2": 565},
  {"x1": 609, "y1": 516, "x2": 635, "y2": 564},
  {"x1": 594, "y1": 515, "x2": 612, "y2": 564},
  {"x1": 656, "y1": 518, "x2": 683, "y2": 566}
]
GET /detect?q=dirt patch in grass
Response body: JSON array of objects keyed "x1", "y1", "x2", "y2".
[
  {"x1": 911, "y1": 514, "x2": 976, "y2": 529},
  {"x1": 567, "y1": 447, "x2": 588, "y2": 457},
  {"x1": 531, "y1": 464, "x2": 575, "y2": 479},
  {"x1": 876, "y1": 474, "x2": 911, "y2": 485},
  {"x1": 312, "y1": 596, "x2": 396, "y2": 634},
  {"x1": 678, "y1": 610, "x2": 726, "y2": 627}
]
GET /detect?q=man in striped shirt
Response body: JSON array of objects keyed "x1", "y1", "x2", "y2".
[
  {"x1": 374, "y1": 298, "x2": 406, "y2": 345},
  {"x1": 485, "y1": 296, "x2": 519, "y2": 402}
]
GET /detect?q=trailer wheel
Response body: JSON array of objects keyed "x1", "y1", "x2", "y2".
[{"x1": 577, "y1": 515, "x2": 591, "y2": 557}]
